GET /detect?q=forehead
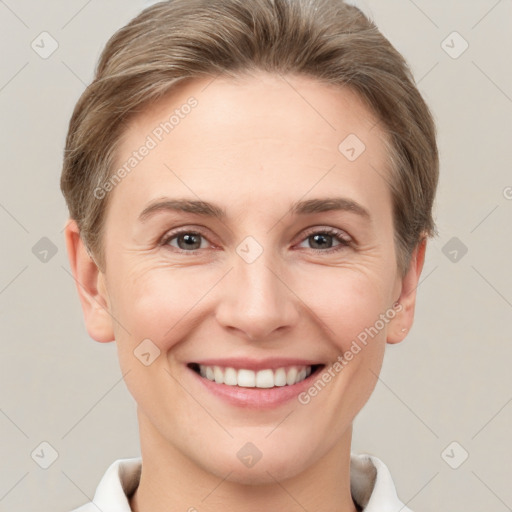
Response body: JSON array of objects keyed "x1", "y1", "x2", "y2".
[
  {"x1": 109, "y1": 71, "x2": 392, "y2": 219},
  {"x1": 124, "y1": 71, "x2": 385, "y2": 151}
]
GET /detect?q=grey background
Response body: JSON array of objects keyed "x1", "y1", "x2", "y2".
[{"x1": 0, "y1": 0, "x2": 511, "y2": 510}]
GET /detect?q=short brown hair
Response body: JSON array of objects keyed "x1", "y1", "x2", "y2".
[{"x1": 61, "y1": 0, "x2": 439, "y2": 276}]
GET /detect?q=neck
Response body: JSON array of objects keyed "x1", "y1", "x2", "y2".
[{"x1": 129, "y1": 408, "x2": 358, "y2": 512}]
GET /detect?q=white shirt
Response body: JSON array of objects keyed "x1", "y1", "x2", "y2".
[{"x1": 70, "y1": 453, "x2": 412, "y2": 512}]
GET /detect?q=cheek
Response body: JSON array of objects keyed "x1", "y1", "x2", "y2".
[
  {"x1": 110, "y1": 264, "x2": 218, "y2": 350},
  {"x1": 299, "y1": 267, "x2": 392, "y2": 348},
  {"x1": 109, "y1": 267, "x2": 205, "y2": 401}
]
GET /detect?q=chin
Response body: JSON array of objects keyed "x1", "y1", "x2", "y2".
[
  {"x1": 197, "y1": 445, "x2": 309, "y2": 486},
  {"x1": 222, "y1": 462, "x2": 302, "y2": 486}
]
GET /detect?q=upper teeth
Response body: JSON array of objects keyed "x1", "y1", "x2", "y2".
[{"x1": 198, "y1": 365, "x2": 313, "y2": 388}]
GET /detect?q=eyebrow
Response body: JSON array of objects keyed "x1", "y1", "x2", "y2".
[{"x1": 138, "y1": 197, "x2": 371, "y2": 222}]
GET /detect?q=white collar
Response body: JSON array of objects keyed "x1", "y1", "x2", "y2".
[{"x1": 72, "y1": 453, "x2": 412, "y2": 512}]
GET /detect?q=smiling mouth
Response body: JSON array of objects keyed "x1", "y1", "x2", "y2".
[{"x1": 187, "y1": 363, "x2": 325, "y2": 389}]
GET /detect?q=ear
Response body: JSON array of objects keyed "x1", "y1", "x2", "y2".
[
  {"x1": 64, "y1": 219, "x2": 115, "y2": 343},
  {"x1": 387, "y1": 237, "x2": 427, "y2": 344}
]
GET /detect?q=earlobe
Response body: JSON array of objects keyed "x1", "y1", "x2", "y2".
[
  {"x1": 387, "y1": 238, "x2": 427, "y2": 344},
  {"x1": 64, "y1": 219, "x2": 115, "y2": 343}
]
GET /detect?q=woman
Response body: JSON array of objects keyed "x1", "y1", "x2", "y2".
[{"x1": 61, "y1": 0, "x2": 438, "y2": 510}]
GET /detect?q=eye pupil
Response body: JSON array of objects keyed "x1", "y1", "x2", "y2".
[
  {"x1": 310, "y1": 233, "x2": 332, "y2": 249},
  {"x1": 178, "y1": 233, "x2": 201, "y2": 250}
]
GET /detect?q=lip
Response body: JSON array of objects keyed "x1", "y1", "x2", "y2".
[{"x1": 186, "y1": 362, "x2": 325, "y2": 409}]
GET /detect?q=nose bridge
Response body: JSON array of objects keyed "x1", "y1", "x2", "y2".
[{"x1": 215, "y1": 239, "x2": 298, "y2": 340}]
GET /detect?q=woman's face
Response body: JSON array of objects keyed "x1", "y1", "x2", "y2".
[{"x1": 83, "y1": 71, "x2": 422, "y2": 483}]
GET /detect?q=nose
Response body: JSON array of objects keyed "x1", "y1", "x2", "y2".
[{"x1": 215, "y1": 248, "x2": 300, "y2": 342}]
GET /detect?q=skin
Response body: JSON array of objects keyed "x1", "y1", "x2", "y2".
[{"x1": 65, "y1": 71, "x2": 426, "y2": 512}]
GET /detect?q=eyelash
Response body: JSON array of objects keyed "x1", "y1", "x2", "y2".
[{"x1": 159, "y1": 227, "x2": 352, "y2": 255}]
